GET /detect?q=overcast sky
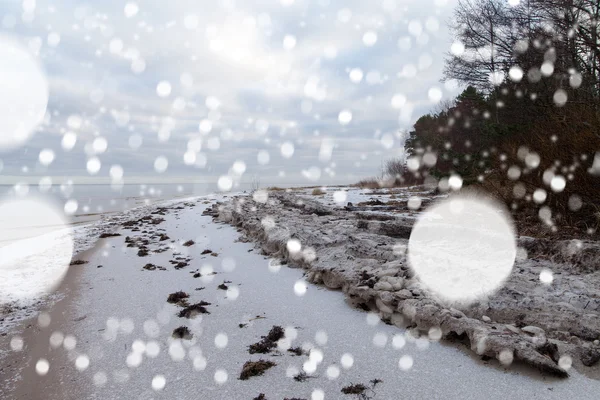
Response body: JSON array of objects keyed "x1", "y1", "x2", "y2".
[{"x1": 0, "y1": 0, "x2": 461, "y2": 187}]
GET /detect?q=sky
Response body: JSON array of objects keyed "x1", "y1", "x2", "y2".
[{"x1": 0, "y1": 0, "x2": 461, "y2": 187}]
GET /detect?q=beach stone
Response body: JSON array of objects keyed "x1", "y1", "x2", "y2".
[
  {"x1": 522, "y1": 326, "x2": 545, "y2": 336},
  {"x1": 482, "y1": 315, "x2": 491, "y2": 323},
  {"x1": 505, "y1": 325, "x2": 521, "y2": 334},
  {"x1": 374, "y1": 281, "x2": 393, "y2": 292},
  {"x1": 395, "y1": 289, "x2": 412, "y2": 300},
  {"x1": 580, "y1": 348, "x2": 600, "y2": 367}
]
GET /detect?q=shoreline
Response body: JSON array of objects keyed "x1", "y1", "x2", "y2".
[{"x1": 1, "y1": 187, "x2": 600, "y2": 399}]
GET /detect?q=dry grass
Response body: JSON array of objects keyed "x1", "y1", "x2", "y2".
[{"x1": 311, "y1": 188, "x2": 326, "y2": 195}]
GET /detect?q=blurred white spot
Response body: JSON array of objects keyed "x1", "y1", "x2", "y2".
[
  {"x1": 408, "y1": 195, "x2": 516, "y2": 305},
  {"x1": 61, "y1": 132, "x2": 77, "y2": 151},
  {"x1": 217, "y1": 176, "x2": 233, "y2": 191},
  {"x1": 398, "y1": 355, "x2": 413, "y2": 371},
  {"x1": 499, "y1": 349, "x2": 514, "y2": 365},
  {"x1": 0, "y1": 198, "x2": 73, "y2": 303},
  {"x1": 39, "y1": 149, "x2": 55, "y2": 166},
  {"x1": 326, "y1": 364, "x2": 340, "y2": 379},
  {"x1": 63, "y1": 335, "x2": 77, "y2": 350},
  {"x1": 525, "y1": 152, "x2": 540, "y2": 169},
  {"x1": 253, "y1": 190, "x2": 269, "y2": 203},
  {"x1": 199, "y1": 119, "x2": 213, "y2": 134},
  {"x1": 154, "y1": 156, "x2": 168, "y2": 173},
  {"x1": 36, "y1": 359, "x2": 49, "y2": 376},
  {"x1": 540, "y1": 268, "x2": 553, "y2": 284},
  {"x1": 86, "y1": 157, "x2": 101, "y2": 175},
  {"x1": 309, "y1": 348, "x2": 324, "y2": 364},
  {"x1": 124, "y1": 3, "x2": 139, "y2": 18},
  {"x1": 533, "y1": 189, "x2": 547, "y2": 204},
  {"x1": 349, "y1": 68, "x2": 363, "y2": 83},
  {"x1": 407, "y1": 197, "x2": 422, "y2": 210},
  {"x1": 294, "y1": 280, "x2": 308, "y2": 296},
  {"x1": 363, "y1": 31, "x2": 377, "y2": 46},
  {"x1": 145, "y1": 341, "x2": 160, "y2": 358},
  {"x1": 75, "y1": 355, "x2": 90, "y2": 371},
  {"x1": 366, "y1": 312, "x2": 380, "y2": 326},
  {"x1": 151, "y1": 375, "x2": 166, "y2": 391},
  {"x1": 156, "y1": 81, "x2": 171, "y2": 97},
  {"x1": 373, "y1": 332, "x2": 388, "y2": 348},
  {"x1": 391, "y1": 93, "x2": 407, "y2": 109},
  {"x1": 64, "y1": 199, "x2": 78, "y2": 216},
  {"x1": 553, "y1": 89, "x2": 567, "y2": 106},
  {"x1": 428, "y1": 87, "x2": 443, "y2": 103},
  {"x1": 448, "y1": 175, "x2": 463, "y2": 190},
  {"x1": 559, "y1": 355, "x2": 572, "y2": 370},
  {"x1": 206, "y1": 96, "x2": 221, "y2": 110},
  {"x1": 340, "y1": 353, "x2": 354, "y2": 369},
  {"x1": 10, "y1": 336, "x2": 23, "y2": 351},
  {"x1": 38, "y1": 311, "x2": 51, "y2": 327},
  {"x1": 47, "y1": 32, "x2": 60, "y2": 47},
  {"x1": 93, "y1": 371, "x2": 107, "y2": 386},
  {"x1": 428, "y1": 327, "x2": 443, "y2": 341},
  {"x1": 333, "y1": 191, "x2": 347, "y2": 205},
  {"x1": 214, "y1": 369, "x2": 228, "y2": 385},
  {"x1": 168, "y1": 341, "x2": 185, "y2": 361},
  {"x1": 92, "y1": 137, "x2": 108, "y2": 154},
  {"x1": 226, "y1": 286, "x2": 239, "y2": 300},
  {"x1": 338, "y1": 110, "x2": 352, "y2": 125},
  {"x1": 283, "y1": 35, "x2": 297, "y2": 50},
  {"x1": 312, "y1": 389, "x2": 325, "y2": 400},
  {"x1": 509, "y1": 66, "x2": 523, "y2": 82},
  {"x1": 550, "y1": 175, "x2": 566, "y2": 192},
  {"x1": 257, "y1": 150, "x2": 270, "y2": 165},
  {"x1": 287, "y1": 239, "x2": 301, "y2": 253},
  {"x1": 49, "y1": 331, "x2": 64, "y2": 348},
  {"x1": 281, "y1": 142, "x2": 295, "y2": 158},
  {"x1": 110, "y1": 165, "x2": 124, "y2": 181},
  {"x1": 392, "y1": 334, "x2": 406, "y2": 349},
  {"x1": 215, "y1": 333, "x2": 228, "y2": 348}
]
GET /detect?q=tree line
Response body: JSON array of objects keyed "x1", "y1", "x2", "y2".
[{"x1": 398, "y1": 0, "x2": 600, "y2": 234}]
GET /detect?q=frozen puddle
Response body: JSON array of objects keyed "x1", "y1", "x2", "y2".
[{"x1": 2, "y1": 198, "x2": 599, "y2": 399}]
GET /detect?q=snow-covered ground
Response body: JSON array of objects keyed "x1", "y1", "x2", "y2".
[{"x1": 2, "y1": 194, "x2": 600, "y2": 399}]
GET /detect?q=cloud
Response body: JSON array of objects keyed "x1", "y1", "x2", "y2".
[{"x1": 0, "y1": 0, "x2": 460, "y2": 186}]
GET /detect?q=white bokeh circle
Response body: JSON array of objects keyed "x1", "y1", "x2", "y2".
[
  {"x1": 408, "y1": 194, "x2": 516, "y2": 305},
  {"x1": 0, "y1": 197, "x2": 74, "y2": 303},
  {"x1": 0, "y1": 37, "x2": 49, "y2": 150}
]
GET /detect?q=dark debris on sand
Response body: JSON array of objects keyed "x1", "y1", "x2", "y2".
[
  {"x1": 137, "y1": 248, "x2": 149, "y2": 257},
  {"x1": 253, "y1": 394, "x2": 267, "y2": 400},
  {"x1": 167, "y1": 291, "x2": 189, "y2": 304},
  {"x1": 287, "y1": 347, "x2": 305, "y2": 356},
  {"x1": 143, "y1": 263, "x2": 166, "y2": 271},
  {"x1": 293, "y1": 372, "x2": 312, "y2": 382},
  {"x1": 177, "y1": 301, "x2": 211, "y2": 318},
  {"x1": 248, "y1": 326, "x2": 284, "y2": 354},
  {"x1": 70, "y1": 260, "x2": 88, "y2": 265},
  {"x1": 341, "y1": 384, "x2": 367, "y2": 395},
  {"x1": 239, "y1": 360, "x2": 276, "y2": 380},
  {"x1": 99, "y1": 232, "x2": 121, "y2": 238},
  {"x1": 172, "y1": 326, "x2": 192, "y2": 340},
  {"x1": 183, "y1": 240, "x2": 195, "y2": 247}
]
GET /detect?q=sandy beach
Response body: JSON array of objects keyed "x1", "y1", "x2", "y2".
[{"x1": 1, "y1": 189, "x2": 600, "y2": 399}]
